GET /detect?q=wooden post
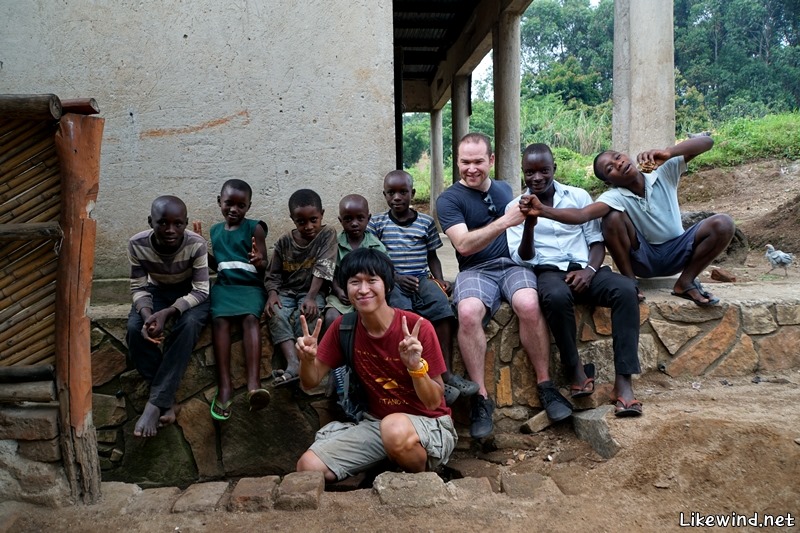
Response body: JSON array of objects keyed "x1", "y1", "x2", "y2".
[
  {"x1": 54, "y1": 113, "x2": 103, "y2": 504},
  {"x1": 0, "y1": 94, "x2": 62, "y2": 121}
]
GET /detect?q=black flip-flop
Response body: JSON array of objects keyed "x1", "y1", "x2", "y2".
[
  {"x1": 671, "y1": 280, "x2": 719, "y2": 306},
  {"x1": 272, "y1": 369, "x2": 300, "y2": 388},
  {"x1": 248, "y1": 388, "x2": 271, "y2": 411}
]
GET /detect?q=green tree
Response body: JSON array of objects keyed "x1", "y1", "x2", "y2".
[{"x1": 401, "y1": 114, "x2": 430, "y2": 169}]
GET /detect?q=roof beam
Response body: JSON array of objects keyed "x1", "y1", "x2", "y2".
[{"x1": 419, "y1": 0, "x2": 532, "y2": 111}]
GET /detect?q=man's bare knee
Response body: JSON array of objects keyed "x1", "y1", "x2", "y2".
[
  {"x1": 457, "y1": 299, "x2": 486, "y2": 329},
  {"x1": 296, "y1": 450, "x2": 337, "y2": 482}
]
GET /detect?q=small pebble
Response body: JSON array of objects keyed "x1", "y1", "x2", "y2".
[{"x1": 794, "y1": 438, "x2": 800, "y2": 446}]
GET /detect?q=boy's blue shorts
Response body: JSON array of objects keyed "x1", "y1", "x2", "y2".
[
  {"x1": 630, "y1": 223, "x2": 700, "y2": 278},
  {"x1": 388, "y1": 275, "x2": 454, "y2": 323}
]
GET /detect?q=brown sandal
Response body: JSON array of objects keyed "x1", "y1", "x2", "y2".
[{"x1": 614, "y1": 396, "x2": 643, "y2": 417}]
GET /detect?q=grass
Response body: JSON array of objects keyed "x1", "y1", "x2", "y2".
[{"x1": 692, "y1": 112, "x2": 800, "y2": 169}]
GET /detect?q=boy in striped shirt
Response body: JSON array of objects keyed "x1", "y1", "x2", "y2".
[
  {"x1": 126, "y1": 196, "x2": 210, "y2": 437},
  {"x1": 369, "y1": 170, "x2": 478, "y2": 405}
]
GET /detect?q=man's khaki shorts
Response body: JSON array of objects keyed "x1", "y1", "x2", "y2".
[{"x1": 308, "y1": 413, "x2": 457, "y2": 481}]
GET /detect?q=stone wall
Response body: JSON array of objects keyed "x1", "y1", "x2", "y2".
[
  {"x1": 87, "y1": 294, "x2": 800, "y2": 487},
  {"x1": 0, "y1": 398, "x2": 71, "y2": 506}
]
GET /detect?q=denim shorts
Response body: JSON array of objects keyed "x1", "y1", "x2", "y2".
[
  {"x1": 267, "y1": 292, "x2": 327, "y2": 344},
  {"x1": 308, "y1": 413, "x2": 457, "y2": 481}
]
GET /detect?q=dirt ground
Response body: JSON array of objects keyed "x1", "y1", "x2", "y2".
[
  {"x1": 7, "y1": 372, "x2": 800, "y2": 532},
  {"x1": 5, "y1": 159, "x2": 800, "y2": 532},
  {"x1": 681, "y1": 159, "x2": 800, "y2": 282}
]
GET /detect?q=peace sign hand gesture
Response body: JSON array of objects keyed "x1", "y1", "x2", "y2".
[
  {"x1": 295, "y1": 314, "x2": 322, "y2": 363},
  {"x1": 398, "y1": 315, "x2": 424, "y2": 370}
]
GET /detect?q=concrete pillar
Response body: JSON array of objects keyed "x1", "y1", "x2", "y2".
[
  {"x1": 492, "y1": 11, "x2": 522, "y2": 194},
  {"x1": 613, "y1": 0, "x2": 676, "y2": 158},
  {"x1": 451, "y1": 75, "x2": 470, "y2": 184},
  {"x1": 429, "y1": 108, "x2": 444, "y2": 223}
]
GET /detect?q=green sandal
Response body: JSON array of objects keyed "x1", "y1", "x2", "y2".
[{"x1": 210, "y1": 393, "x2": 232, "y2": 421}]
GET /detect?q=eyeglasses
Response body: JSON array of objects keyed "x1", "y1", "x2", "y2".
[{"x1": 482, "y1": 192, "x2": 499, "y2": 216}]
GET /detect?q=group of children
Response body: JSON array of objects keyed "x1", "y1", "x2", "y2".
[{"x1": 126, "y1": 171, "x2": 479, "y2": 436}]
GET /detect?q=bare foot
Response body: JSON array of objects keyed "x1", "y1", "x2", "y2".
[
  {"x1": 134, "y1": 402, "x2": 161, "y2": 437},
  {"x1": 158, "y1": 404, "x2": 182, "y2": 427}
]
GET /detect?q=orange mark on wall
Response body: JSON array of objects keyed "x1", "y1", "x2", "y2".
[{"x1": 139, "y1": 109, "x2": 250, "y2": 139}]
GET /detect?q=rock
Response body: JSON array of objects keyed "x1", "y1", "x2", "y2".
[
  {"x1": 228, "y1": 476, "x2": 280, "y2": 511},
  {"x1": 520, "y1": 411, "x2": 553, "y2": 434},
  {"x1": 172, "y1": 481, "x2": 229, "y2": 513},
  {"x1": 654, "y1": 301, "x2": 725, "y2": 323},
  {"x1": 710, "y1": 267, "x2": 736, "y2": 282},
  {"x1": 91, "y1": 327, "x2": 106, "y2": 348},
  {"x1": 775, "y1": 303, "x2": 800, "y2": 325},
  {"x1": 126, "y1": 486, "x2": 181, "y2": 514},
  {"x1": 445, "y1": 457, "x2": 502, "y2": 492},
  {"x1": 104, "y1": 421, "x2": 197, "y2": 488},
  {"x1": 650, "y1": 319, "x2": 701, "y2": 355},
  {"x1": 493, "y1": 303, "x2": 513, "y2": 326},
  {"x1": 756, "y1": 326, "x2": 800, "y2": 371},
  {"x1": 95, "y1": 317, "x2": 129, "y2": 347},
  {"x1": 96, "y1": 429, "x2": 119, "y2": 444},
  {"x1": 741, "y1": 304, "x2": 778, "y2": 335},
  {"x1": 99, "y1": 482, "x2": 142, "y2": 512},
  {"x1": 710, "y1": 334, "x2": 758, "y2": 376},
  {"x1": 495, "y1": 366, "x2": 512, "y2": 407},
  {"x1": 119, "y1": 370, "x2": 149, "y2": 413},
  {"x1": 17, "y1": 437, "x2": 61, "y2": 462},
  {"x1": 667, "y1": 306, "x2": 739, "y2": 376},
  {"x1": 501, "y1": 471, "x2": 561, "y2": 499},
  {"x1": 570, "y1": 383, "x2": 613, "y2": 411},
  {"x1": 0, "y1": 405, "x2": 59, "y2": 440},
  {"x1": 571, "y1": 405, "x2": 620, "y2": 459},
  {"x1": 92, "y1": 343, "x2": 128, "y2": 387},
  {"x1": 372, "y1": 472, "x2": 448, "y2": 507},
  {"x1": 592, "y1": 307, "x2": 612, "y2": 335},
  {"x1": 511, "y1": 348, "x2": 542, "y2": 408},
  {"x1": 219, "y1": 392, "x2": 315, "y2": 477},
  {"x1": 446, "y1": 477, "x2": 494, "y2": 499},
  {"x1": 92, "y1": 393, "x2": 128, "y2": 428},
  {"x1": 274, "y1": 471, "x2": 324, "y2": 511},
  {"x1": 175, "y1": 398, "x2": 223, "y2": 479},
  {"x1": 498, "y1": 316, "x2": 519, "y2": 363},
  {"x1": 0, "y1": 502, "x2": 20, "y2": 532},
  {"x1": 174, "y1": 354, "x2": 216, "y2": 403},
  {"x1": 0, "y1": 441, "x2": 71, "y2": 507}
]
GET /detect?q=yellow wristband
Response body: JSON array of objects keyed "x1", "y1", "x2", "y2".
[{"x1": 407, "y1": 358, "x2": 429, "y2": 378}]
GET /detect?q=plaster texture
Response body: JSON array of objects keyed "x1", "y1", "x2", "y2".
[
  {"x1": 0, "y1": 0, "x2": 396, "y2": 277},
  {"x1": 612, "y1": 0, "x2": 676, "y2": 158}
]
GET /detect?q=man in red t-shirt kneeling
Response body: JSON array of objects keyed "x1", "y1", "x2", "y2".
[{"x1": 295, "y1": 247, "x2": 456, "y2": 482}]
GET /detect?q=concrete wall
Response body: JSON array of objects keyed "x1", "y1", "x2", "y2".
[
  {"x1": 0, "y1": 0, "x2": 395, "y2": 278},
  {"x1": 612, "y1": 0, "x2": 676, "y2": 157}
]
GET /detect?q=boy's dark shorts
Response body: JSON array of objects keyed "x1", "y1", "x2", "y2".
[
  {"x1": 630, "y1": 223, "x2": 700, "y2": 278},
  {"x1": 388, "y1": 275, "x2": 454, "y2": 322}
]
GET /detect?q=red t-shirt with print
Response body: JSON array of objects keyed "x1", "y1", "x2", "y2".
[{"x1": 317, "y1": 308, "x2": 450, "y2": 419}]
